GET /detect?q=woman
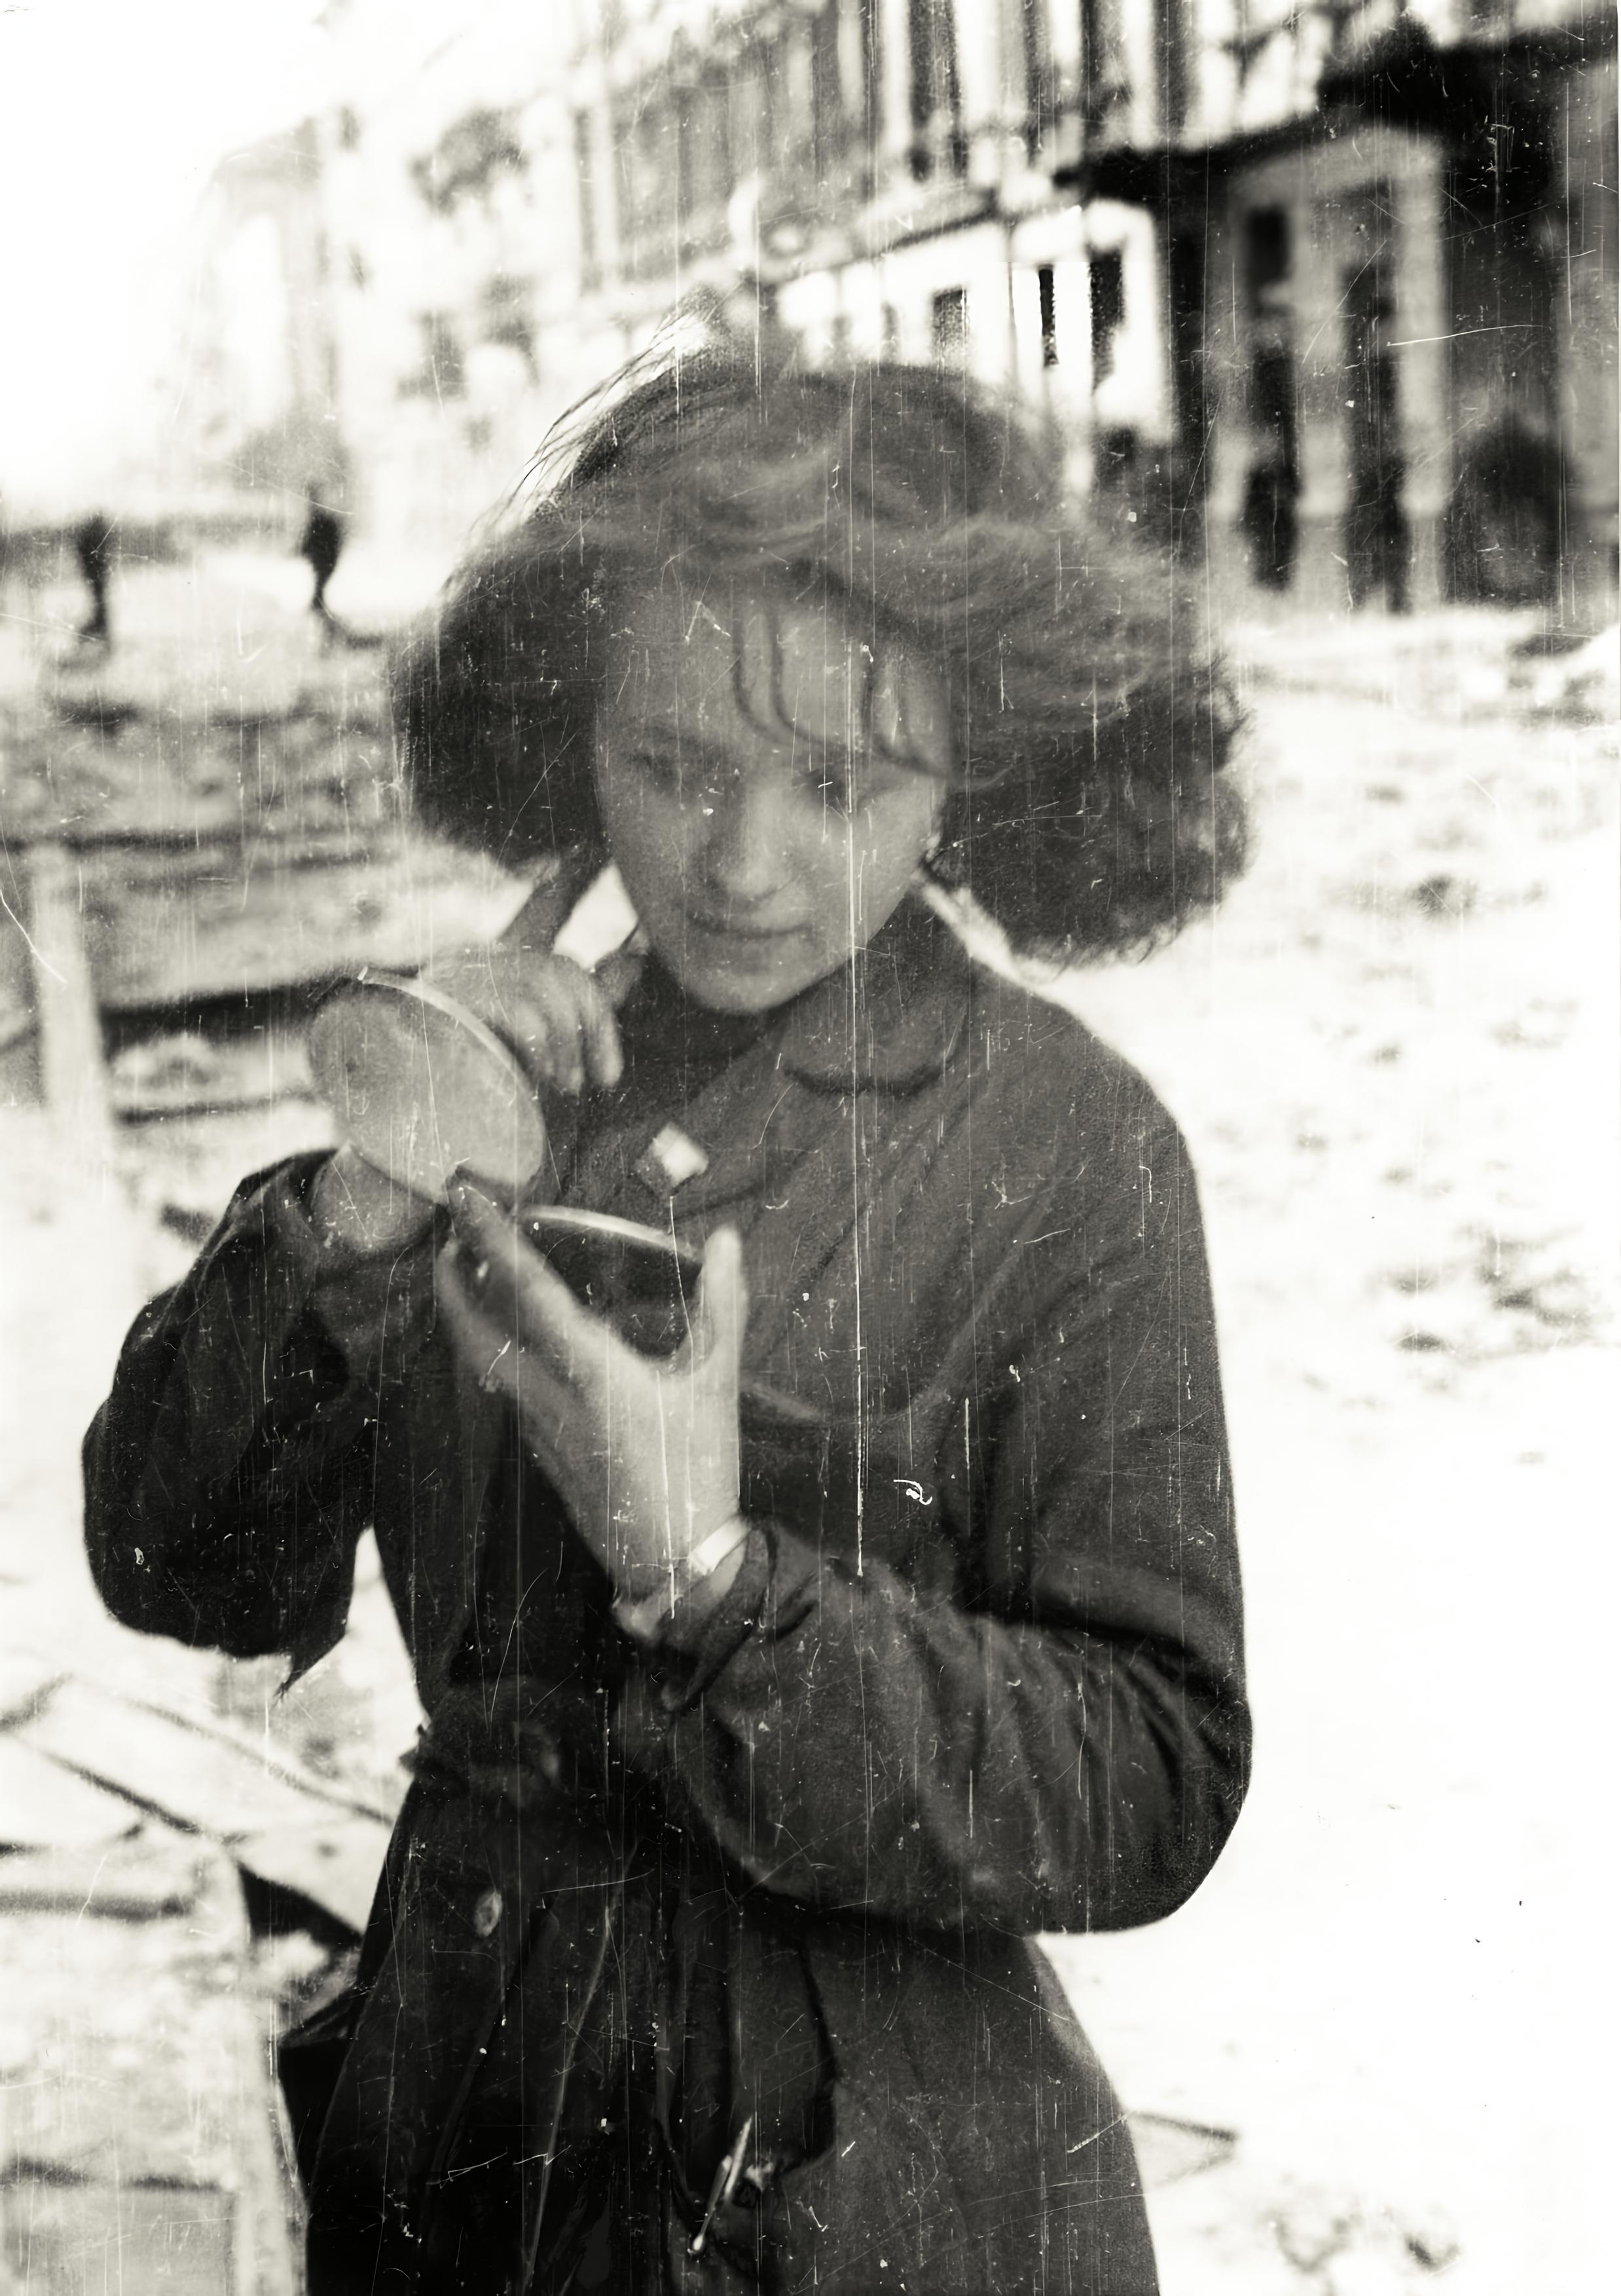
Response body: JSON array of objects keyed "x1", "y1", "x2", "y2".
[{"x1": 84, "y1": 350, "x2": 1249, "y2": 2293}]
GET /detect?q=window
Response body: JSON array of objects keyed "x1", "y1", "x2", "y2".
[
  {"x1": 614, "y1": 90, "x2": 678, "y2": 277},
  {"x1": 677, "y1": 70, "x2": 732, "y2": 248},
  {"x1": 409, "y1": 108, "x2": 524, "y2": 217},
  {"x1": 1037, "y1": 264, "x2": 1059, "y2": 368},
  {"x1": 1157, "y1": 0, "x2": 1190, "y2": 137},
  {"x1": 857, "y1": 0, "x2": 882, "y2": 156},
  {"x1": 399, "y1": 314, "x2": 466, "y2": 401},
  {"x1": 909, "y1": 0, "x2": 964, "y2": 180},
  {"x1": 1089, "y1": 248, "x2": 1124, "y2": 382},
  {"x1": 1081, "y1": 0, "x2": 1130, "y2": 134},
  {"x1": 1022, "y1": 1, "x2": 1055, "y2": 158},
  {"x1": 932, "y1": 287, "x2": 967, "y2": 363},
  {"x1": 729, "y1": 44, "x2": 775, "y2": 183},
  {"x1": 574, "y1": 113, "x2": 597, "y2": 279},
  {"x1": 811, "y1": 1, "x2": 845, "y2": 172},
  {"x1": 480, "y1": 274, "x2": 536, "y2": 374},
  {"x1": 1169, "y1": 230, "x2": 1208, "y2": 455}
]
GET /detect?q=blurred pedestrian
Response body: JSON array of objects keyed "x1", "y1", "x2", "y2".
[
  {"x1": 74, "y1": 511, "x2": 115, "y2": 648},
  {"x1": 1347, "y1": 450, "x2": 1412, "y2": 615},
  {"x1": 299, "y1": 486, "x2": 346, "y2": 641},
  {"x1": 1241, "y1": 444, "x2": 1301, "y2": 592}
]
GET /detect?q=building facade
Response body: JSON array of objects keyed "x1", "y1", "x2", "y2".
[
  {"x1": 176, "y1": 120, "x2": 344, "y2": 534},
  {"x1": 309, "y1": 0, "x2": 1616, "y2": 613}
]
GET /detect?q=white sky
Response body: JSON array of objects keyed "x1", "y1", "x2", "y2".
[{"x1": 0, "y1": 0, "x2": 326, "y2": 515}]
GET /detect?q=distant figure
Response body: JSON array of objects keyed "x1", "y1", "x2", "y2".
[
  {"x1": 1347, "y1": 450, "x2": 1412, "y2": 617},
  {"x1": 299, "y1": 489, "x2": 346, "y2": 639},
  {"x1": 74, "y1": 512, "x2": 115, "y2": 648},
  {"x1": 1241, "y1": 447, "x2": 1301, "y2": 592}
]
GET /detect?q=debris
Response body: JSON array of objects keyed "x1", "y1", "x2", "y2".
[
  {"x1": 1408, "y1": 872, "x2": 1477, "y2": 919},
  {"x1": 1395, "y1": 2206, "x2": 1461, "y2": 2273},
  {"x1": 0, "y1": 1829, "x2": 204, "y2": 1920},
  {"x1": 0, "y1": 2179, "x2": 236, "y2": 2296},
  {"x1": 232, "y1": 1816, "x2": 393, "y2": 1936},
  {"x1": 160, "y1": 1200, "x2": 219, "y2": 1246},
  {"x1": 0, "y1": 1652, "x2": 61, "y2": 1729},
  {"x1": 1126, "y1": 2112, "x2": 1238, "y2": 2189},
  {"x1": 14, "y1": 1679, "x2": 392, "y2": 1844},
  {"x1": 0, "y1": 1737, "x2": 141, "y2": 1852},
  {"x1": 109, "y1": 1029, "x2": 315, "y2": 1121},
  {"x1": 1525, "y1": 624, "x2": 1619, "y2": 719},
  {"x1": 1274, "y1": 2191, "x2": 1357, "y2": 2272},
  {"x1": 90, "y1": 837, "x2": 524, "y2": 1013},
  {"x1": 0, "y1": 1836, "x2": 297, "y2": 2290}
]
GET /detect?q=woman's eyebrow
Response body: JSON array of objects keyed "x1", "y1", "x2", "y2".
[{"x1": 627, "y1": 710, "x2": 857, "y2": 764}]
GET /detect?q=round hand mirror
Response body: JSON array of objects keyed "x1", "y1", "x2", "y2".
[
  {"x1": 522, "y1": 1207, "x2": 702, "y2": 1358},
  {"x1": 307, "y1": 973, "x2": 549, "y2": 1205}
]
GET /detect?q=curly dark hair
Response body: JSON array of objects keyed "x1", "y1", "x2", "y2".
[{"x1": 397, "y1": 345, "x2": 1246, "y2": 960}]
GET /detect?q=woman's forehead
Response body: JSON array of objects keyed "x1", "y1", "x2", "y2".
[{"x1": 603, "y1": 577, "x2": 951, "y2": 770}]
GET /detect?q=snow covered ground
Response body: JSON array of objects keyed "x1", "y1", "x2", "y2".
[{"x1": 1042, "y1": 609, "x2": 1618, "y2": 2294}]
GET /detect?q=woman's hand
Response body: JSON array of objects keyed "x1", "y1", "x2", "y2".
[
  {"x1": 437, "y1": 1181, "x2": 746, "y2": 1602},
  {"x1": 418, "y1": 944, "x2": 629, "y2": 1098}
]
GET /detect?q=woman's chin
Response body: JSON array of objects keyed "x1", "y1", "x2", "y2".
[
  {"x1": 656, "y1": 930, "x2": 829, "y2": 1014},
  {"x1": 670, "y1": 962, "x2": 812, "y2": 1015}
]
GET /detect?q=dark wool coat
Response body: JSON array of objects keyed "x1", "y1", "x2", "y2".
[{"x1": 84, "y1": 903, "x2": 1248, "y2": 2295}]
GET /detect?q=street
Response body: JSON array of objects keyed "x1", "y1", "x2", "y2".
[{"x1": 1, "y1": 549, "x2": 1615, "y2": 2292}]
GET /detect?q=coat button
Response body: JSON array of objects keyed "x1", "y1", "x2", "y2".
[{"x1": 471, "y1": 1887, "x2": 503, "y2": 1938}]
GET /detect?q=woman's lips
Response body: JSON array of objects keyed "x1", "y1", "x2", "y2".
[{"x1": 685, "y1": 912, "x2": 805, "y2": 944}]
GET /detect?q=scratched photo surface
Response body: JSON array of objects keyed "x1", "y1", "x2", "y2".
[{"x1": 0, "y1": 3, "x2": 1614, "y2": 2292}]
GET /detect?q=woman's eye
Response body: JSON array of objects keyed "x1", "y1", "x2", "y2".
[
  {"x1": 631, "y1": 749, "x2": 685, "y2": 795},
  {"x1": 810, "y1": 755, "x2": 855, "y2": 814}
]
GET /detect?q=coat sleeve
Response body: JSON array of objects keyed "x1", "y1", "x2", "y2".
[
  {"x1": 614, "y1": 1115, "x2": 1248, "y2": 1939},
  {"x1": 82, "y1": 1155, "x2": 434, "y2": 1671}
]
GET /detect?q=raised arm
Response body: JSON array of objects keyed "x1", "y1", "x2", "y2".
[
  {"x1": 83, "y1": 1155, "x2": 435, "y2": 1670},
  {"x1": 618, "y1": 1120, "x2": 1248, "y2": 1939}
]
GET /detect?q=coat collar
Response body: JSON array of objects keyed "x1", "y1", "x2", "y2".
[
  {"x1": 549, "y1": 859, "x2": 972, "y2": 1100},
  {"x1": 764, "y1": 893, "x2": 971, "y2": 1096},
  {"x1": 558, "y1": 893, "x2": 972, "y2": 1233}
]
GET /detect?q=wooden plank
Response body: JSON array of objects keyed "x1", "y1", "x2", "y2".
[
  {"x1": 231, "y1": 1816, "x2": 393, "y2": 1937},
  {"x1": 0, "y1": 1651, "x2": 62, "y2": 1728},
  {"x1": 0, "y1": 1738, "x2": 141, "y2": 1852},
  {"x1": 0, "y1": 1828, "x2": 204, "y2": 1920},
  {"x1": 4, "y1": 685, "x2": 392, "y2": 857},
  {"x1": 18, "y1": 842, "x2": 115, "y2": 1177},
  {"x1": 0, "y1": 2179, "x2": 236, "y2": 2296},
  {"x1": 0, "y1": 1839, "x2": 299, "y2": 2294},
  {"x1": 1127, "y1": 2113, "x2": 1238, "y2": 2191},
  {"x1": 16, "y1": 1681, "x2": 391, "y2": 1842},
  {"x1": 88, "y1": 837, "x2": 526, "y2": 1014},
  {"x1": 107, "y1": 1027, "x2": 315, "y2": 1121}
]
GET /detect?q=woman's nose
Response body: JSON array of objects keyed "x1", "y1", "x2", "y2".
[{"x1": 702, "y1": 776, "x2": 788, "y2": 906}]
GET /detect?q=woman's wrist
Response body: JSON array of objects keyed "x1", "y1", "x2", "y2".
[{"x1": 612, "y1": 1516, "x2": 752, "y2": 1644}]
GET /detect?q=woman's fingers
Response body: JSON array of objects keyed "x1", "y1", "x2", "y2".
[
  {"x1": 691, "y1": 1225, "x2": 747, "y2": 1371},
  {"x1": 421, "y1": 947, "x2": 619, "y2": 1100},
  {"x1": 438, "y1": 1244, "x2": 580, "y2": 1456},
  {"x1": 577, "y1": 975, "x2": 625, "y2": 1090},
  {"x1": 446, "y1": 1179, "x2": 610, "y2": 1384}
]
